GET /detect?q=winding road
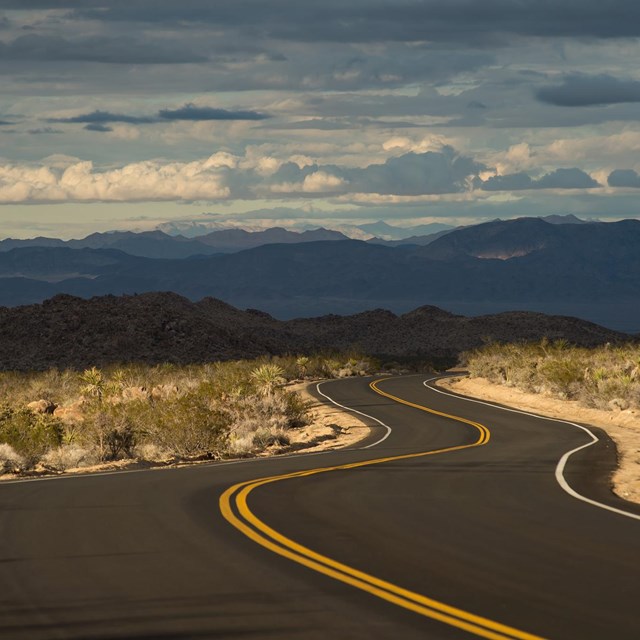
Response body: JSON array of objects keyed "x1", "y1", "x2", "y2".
[{"x1": 0, "y1": 374, "x2": 639, "y2": 639}]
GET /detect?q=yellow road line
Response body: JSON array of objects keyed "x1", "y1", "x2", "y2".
[{"x1": 219, "y1": 377, "x2": 546, "y2": 640}]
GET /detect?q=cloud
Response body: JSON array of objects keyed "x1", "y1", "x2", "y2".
[
  {"x1": 0, "y1": 34, "x2": 206, "y2": 64},
  {"x1": 267, "y1": 148, "x2": 485, "y2": 196},
  {"x1": 608, "y1": 169, "x2": 640, "y2": 187},
  {"x1": 535, "y1": 168, "x2": 600, "y2": 189},
  {"x1": 70, "y1": 1, "x2": 640, "y2": 42},
  {"x1": 28, "y1": 127, "x2": 64, "y2": 135},
  {"x1": 481, "y1": 168, "x2": 600, "y2": 191},
  {"x1": 271, "y1": 171, "x2": 347, "y2": 194},
  {"x1": 345, "y1": 148, "x2": 484, "y2": 195},
  {"x1": 47, "y1": 105, "x2": 270, "y2": 127},
  {"x1": 481, "y1": 172, "x2": 533, "y2": 191},
  {"x1": 0, "y1": 156, "x2": 231, "y2": 203},
  {"x1": 158, "y1": 103, "x2": 270, "y2": 121},
  {"x1": 84, "y1": 123, "x2": 113, "y2": 132},
  {"x1": 536, "y1": 74, "x2": 640, "y2": 107},
  {"x1": 49, "y1": 110, "x2": 155, "y2": 124}
]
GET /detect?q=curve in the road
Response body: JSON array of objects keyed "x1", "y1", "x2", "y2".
[
  {"x1": 424, "y1": 376, "x2": 640, "y2": 522},
  {"x1": 220, "y1": 377, "x2": 542, "y2": 640}
]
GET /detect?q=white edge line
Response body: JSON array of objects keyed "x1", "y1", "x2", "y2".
[
  {"x1": 423, "y1": 375, "x2": 640, "y2": 522},
  {"x1": 316, "y1": 379, "x2": 392, "y2": 449}
]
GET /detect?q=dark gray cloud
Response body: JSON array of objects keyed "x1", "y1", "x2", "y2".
[
  {"x1": 0, "y1": 119, "x2": 14, "y2": 126},
  {"x1": 27, "y1": 127, "x2": 64, "y2": 134},
  {"x1": 65, "y1": 1, "x2": 640, "y2": 42},
  {"x1": 83, "y1": 123, "x2": 113, "y2": 132},
  {"x1": 0, "y1": 34, "x2": 205, "y2": 64},
  {"x1": 482, "y1": 168, "x2": 600, "y2": 191},
  {"x1": 268, "y1": 148, "x2": 486, "y2": 196},
  {"x1": 47, "y1": 106, "x2": 270, "y2": 127},
  {"x1": 536, "y1": 74, "x2": 640, "y2": 107},
  {"x1": 48, "y1": 110, "x2": 155, "y2": 124},
  {"x1": 158, "y1": 104, "x2": 270, "y2": 121},
  {"x1": 346, "y1": 149, "x2": 484, "y2": 195},
  {"x1": 535, "y1": 168, "x2": 600, "y2": 189},
  {"x1": 608, "y1": 169, "x2": 640, "y2": 188}
]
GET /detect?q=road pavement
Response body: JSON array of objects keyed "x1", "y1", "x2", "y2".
[{"x1": 0, "y1": 374, "x2": 638, "y2": 639}]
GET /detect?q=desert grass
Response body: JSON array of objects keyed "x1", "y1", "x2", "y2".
[
  {"x1": 465, "y1": 339, "x2": 640, "y2": 411},
  {"x1": 0, "y1": 353, "x2": 376, "y2": 474}
]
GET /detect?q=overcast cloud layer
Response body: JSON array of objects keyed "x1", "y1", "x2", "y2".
[{"x1": 1, "y1": 1, "x2": 640, "y2": 236}]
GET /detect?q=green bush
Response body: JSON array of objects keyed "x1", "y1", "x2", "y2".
[{"x1": 0, "y1": 404, "x2": 64, "y2": 468}]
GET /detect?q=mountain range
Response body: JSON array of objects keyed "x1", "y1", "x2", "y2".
[
  {"x1": 0, "y1": 216, "x2": 637, "y2": 332},
  {"x1": 0, "y1": 227, "x2": 350, "y2": 260},
  {"x1": 0, "y1": 292, "x2": 626, "y2": 370}
]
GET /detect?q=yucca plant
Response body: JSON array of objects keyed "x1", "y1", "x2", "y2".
[{"x1": 250, "y1": 364, "x2": 285, "y2": 396}]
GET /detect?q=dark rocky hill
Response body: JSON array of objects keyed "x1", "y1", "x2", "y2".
[{"x1": 0, "y1": 292, "x2": 627, "y2": 370}]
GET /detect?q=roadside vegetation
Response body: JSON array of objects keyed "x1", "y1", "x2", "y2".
[
  {"x1": 465, "y1": 340, "x2": 640, "y2": 411},
  {"x1": 0, "y1": 354, "x2": 376, "y2": 476}
]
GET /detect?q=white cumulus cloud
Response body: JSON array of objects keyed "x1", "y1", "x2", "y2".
[{"x1": 0, "y1": 155, "x2": 231, "y2": 203}]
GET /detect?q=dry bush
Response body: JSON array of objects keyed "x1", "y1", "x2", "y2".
[
  {"x1": 0, "y1": 351, "x2": 365, "y2": 472},
  {"x1": 0, "y1": 405, "x2": 64, "y2": 468},
  {"x1": 467, "y1": 341, "x2": 640, "y2": 411},
  {"x1": 41, "y1": 445, "x2": 95, "y2": 470},
  {"x1": 0, "y1": 443, "x2": 23, "y2": 474}
]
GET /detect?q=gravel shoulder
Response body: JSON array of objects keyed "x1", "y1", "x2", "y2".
[{"x1": 437, "y1": 376, "x2": 640, "y2": 505}]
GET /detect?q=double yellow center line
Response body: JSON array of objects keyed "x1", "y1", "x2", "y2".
[{"x1": 219, "y1": 378, "x2": 545, "y2": 640}]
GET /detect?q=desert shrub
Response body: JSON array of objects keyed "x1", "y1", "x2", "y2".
[
  {"x1": 0, "y1": 405, "x2": 64, "y2": 468},
  {"x1": 282, "y1": 390, "x2": 311, "y2": 428},
  {"x1": 538, "y1": 357, "x2": 584, "y2": 397},
  {"x1": 81, "y1": 402, "x2": 139, "y2": 461},
  {"x1": 252, "y1": 428, "x2": 290, "y2": 448},
  {"x1": 467, "y1": 341, "x2": 640, "y2": 412},
  {"x1": 0, "y1": 443, "x2": 23, "y2": 474},
  {"x1": 0, "y1": 351, "x2": 373, "y2": 472},
  {"x1": 41, "y1": 445, "x2": 94, "y2": 470},
  {"x1": 149, "y1": 386, "x2": 230, "y2": 459},
  {"x1": 136, "y1": 442, "x2": 170, "y2": 462}
]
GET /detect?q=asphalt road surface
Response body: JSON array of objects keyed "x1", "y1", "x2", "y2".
[{"x1": 0, "y1": 374, "x2": 639, "y2": 639}]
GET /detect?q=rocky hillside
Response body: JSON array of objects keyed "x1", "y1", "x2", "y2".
[{"x1": 0, "y1": 292, "x2": 628, "y2": 370}]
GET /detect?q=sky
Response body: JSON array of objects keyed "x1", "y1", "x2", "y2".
[{"x1": 2, "y1": 1, "x2": 640, "y2": 238}]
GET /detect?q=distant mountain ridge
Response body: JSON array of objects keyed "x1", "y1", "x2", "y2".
[
  {"x1": 0, "y1": 292, "x2": 627, "y2": 370},
  {"x1": 0, "y1": 226, "x2": 349, "y2": 259},
  {"x1": 0, "y1": 216, "x2": 637, "y2": 331}
]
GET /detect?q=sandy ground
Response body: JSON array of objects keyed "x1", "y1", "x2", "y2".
[
  {"x1": 1, "y1": 380, "x2": 371, "y2": 481},
  {"x1": 438, "y1": 376, "x2": 640, "y2": 504},
  {"x1": 279, "y1": 380, "x2": 372, "y2": 453}
]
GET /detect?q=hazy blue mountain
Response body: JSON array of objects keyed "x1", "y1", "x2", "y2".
[
  {"x1": 1, "y1": 217, "x2": 639, "y2": 332},
  {"x1": 194, "y1": 226, "x2": 349, "y2": 251},
  {"x1": 0, "y1": 227, "x2": 349, "y2": 258},
  {"x1": 0, "y1": 231, "x2": 217, "y2": 259},
  {"x1": 0, "y1": 236, "x2": 67, "y2": 251},
  {"x1": 541, "y1": 214, "x2": 590, "y2": 225},
  {"x1": 368, "y1": 227, "x2": 461, "y2": 247},
  {"x1": 356, "y1": 220, "x2": 454, "y2": 240}
]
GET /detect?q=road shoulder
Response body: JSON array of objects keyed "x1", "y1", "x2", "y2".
[{"x1": 437, "y1": 376, "x2": 640, "y2": 505}]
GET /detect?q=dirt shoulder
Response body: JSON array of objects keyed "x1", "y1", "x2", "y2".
[
  {"x1": 281, "y1": 380, "x2": 372, "y2": 453},
  {"x1": 437, "y1": 376, "x2": 640, "y2": 504}
]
